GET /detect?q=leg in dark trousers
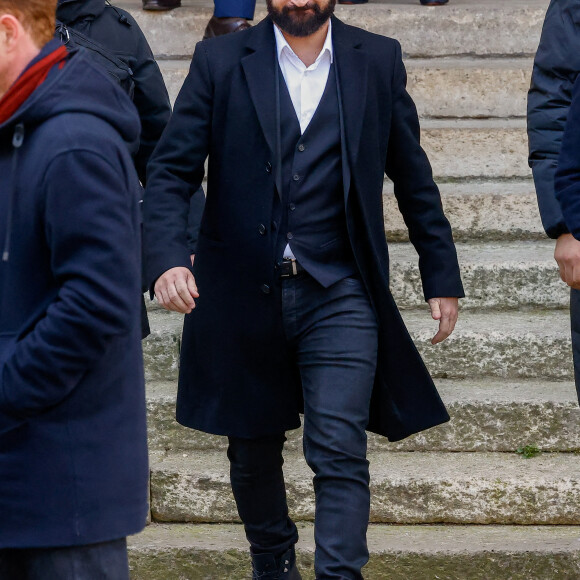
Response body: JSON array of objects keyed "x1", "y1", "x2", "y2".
[
  {"x1": 228, "y1": 434, "x2": 299, "y2": 557},
  {"x1": 286, "y1": 275, "x2": 378, "y2": 580},
  {"x1": 0, "y1": 538, "x2": 129, "y2": 580}
]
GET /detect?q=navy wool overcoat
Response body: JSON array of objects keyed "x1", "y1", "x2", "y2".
[
  {"x1": 144, "y1": 17, "x2": 464, "y2": 442},
  {"x1": 0, "y1": 42, "x2": 148, "y2": 548}
]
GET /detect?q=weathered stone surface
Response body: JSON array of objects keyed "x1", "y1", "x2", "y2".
[
  {"x1": 405, "y1": 58, "x2": 532, "y2": 118},
  {"x1": 385, "y1": 181, "x2": 544, "y2": 242},
  {"x1": 143, "y1": 310, "x2": 182, "y2": 381},
  {"x1": 160, "y1": 58, "x2": 533, "y2": 119},
  {"x1": 390, "y1": 240, "x2": 564, "y2": 309},
  {"x1": 129, "y1": 523, "x2": 580, "y2": 580},
  {"x1": 145, "y1": 308, "x2": 574, "y2": 382},
  {"x1": 150, "y1": 451, "x2": 580, "y2": 524},
  {"x1": 405, "y1": 309, "x2": 573, "y2": 380},
  {"x1": 420, "y1": 120, "x2": 530, "y2": 179},
  {"x1": 119, "y1": 0, "x2": 549, "y2": 59},
  {"x1": 146, "y1": 379, "x2": 580, "y2": 453}
]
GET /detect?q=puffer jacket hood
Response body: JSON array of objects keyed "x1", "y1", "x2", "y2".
[
  {"x1": 0, "y1": 39, "x2": 139, "y2": 148},
  {"x1": 0, "y1": 39, "x2": 140, "y2": 261}
]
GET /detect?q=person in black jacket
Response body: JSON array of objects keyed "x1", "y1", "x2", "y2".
[
  {"x1": 57, "y1": 0, "x2": 171, "y2": 186},
  {"x1": 527, "y1": 0, "x2": 580, "y2": 399}
]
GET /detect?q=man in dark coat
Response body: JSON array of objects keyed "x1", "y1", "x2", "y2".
[
  {"x1": 144, "y1": 0, "x2": 464, "y2": 575},
  {"x1": 527, "y1": 0, "x2": 580, "y2": 400},
  {"x1": 0, "y1": 1, "x2": 148, "y2": 577}
]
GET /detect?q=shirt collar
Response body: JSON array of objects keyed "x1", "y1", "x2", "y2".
[{"x1": 273, "y1": 19, "x2": 334, "y2": 66}]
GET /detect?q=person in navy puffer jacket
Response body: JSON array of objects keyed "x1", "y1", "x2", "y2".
[{"x1": 0, "y1": 1, "x2": 148, "y2": 577}]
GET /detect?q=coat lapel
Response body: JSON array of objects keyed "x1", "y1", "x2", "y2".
[
  {"x1": 241, "y1": 19, "x2": 282, "y2": 194},
  {"x1": 332, "y1": 17, "x2": 368, "y2": 172}
]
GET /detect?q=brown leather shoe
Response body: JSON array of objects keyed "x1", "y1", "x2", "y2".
[
  {"x1": 142, "y1": 0, "x2": 181, "y2": 10},
  {"x1": 203, "y1": 16, "x2": 251, "y2": 40}
]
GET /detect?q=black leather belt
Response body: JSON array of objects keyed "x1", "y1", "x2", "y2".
[{"x1": 278, "y1": 258, "x2": 305, "y2": 278}]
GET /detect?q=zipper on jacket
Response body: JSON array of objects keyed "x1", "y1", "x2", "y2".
[{"x1": 2, "y1": 124, "x2": 25, "y2": 263}]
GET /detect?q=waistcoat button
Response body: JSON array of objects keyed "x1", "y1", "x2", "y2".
[
  {"x1": 293, "y1": 174, "x2": 300, "y2": 181},
  {"x1": 265, "y1": 162, "x2": 272, "y2": 173},
  {"x1": 258, "y1": 224, "x2": 266, "y2": 235},
  {"x1": 298, "y1": 144, "x2": 305, "y2": 152},
  {"x1": 287, "y1": 232, "x2": 293, "y2": 240},
  {"x1": 261, "y1": 284, "x2": 271, "y2": 294}
]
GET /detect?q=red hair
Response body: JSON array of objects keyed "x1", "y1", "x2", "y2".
[{"x1": 0, "y1": 0, "x2": 57, "y2": 47}]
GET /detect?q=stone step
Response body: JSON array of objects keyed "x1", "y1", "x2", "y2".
[
  {"x1": 147, "y1": 240, "x2": 562, "y2": 313},
  {"x1": 119, "y1": 0, "x2": 548, "y2": 59},
  {"x1": 147, "y1": 379, "x2": 580, "y2": 454},
  {"x1": 144, "y1": 298, "x2": 573, "y2": 383},
  {"x1": 391, "y1": 240, "x2": 563, "y2": 309},
  {"x1": 159, "y1": 57, "x2": 533, "y2": 119},
  {"x1": 420, "y1": 119, "x2": 530, "y2": 180},
  {"x1": 149, "y1": 450, "x2": 580, "y2": 524},
  {"x1": 128, "y1": 523, "x2": 580, "y2": 579},
  {"x1": 385, "y1": 181, "x2": 544, "y2": 242}
]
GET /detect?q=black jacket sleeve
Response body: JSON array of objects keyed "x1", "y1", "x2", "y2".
[
  {"x1": 385, "y1": 40, "x2": 464, "y2": 301},
  {"x1": 555, "y1": 75, "x2": 580, "y2": 239},
  {"x1": 527, "y1": 0, "x2": 580, "y2": 238},
  {"x1": 143, "y1": 42, "x2": 212, "y2": 290}
]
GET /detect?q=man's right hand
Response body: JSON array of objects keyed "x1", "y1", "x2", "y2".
[
  {"x1": 555, "y1": 233, "x2": 580, "y2": 290},
  {"x1": 154, "y1": 267, "x2": 199, "y2": 314}
]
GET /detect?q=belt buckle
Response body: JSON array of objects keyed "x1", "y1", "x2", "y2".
[{"x1": 280, "y1": 258, "x2": 298, "y2": 278}]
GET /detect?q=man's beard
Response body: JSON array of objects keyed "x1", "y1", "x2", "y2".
[{"x1": 267, "y1": 0, "x2": 335, "y2": 37}]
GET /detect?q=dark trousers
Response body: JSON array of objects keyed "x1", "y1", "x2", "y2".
[
  {"x1": 228, "y1": 273, "x2": 378, "y2": 580},
  {"x1": 214, "y1": 0, "x2": 255, "y2": 19},
  {"x1": 0, "y1": 538, "x2": 129, "y2": 580}
]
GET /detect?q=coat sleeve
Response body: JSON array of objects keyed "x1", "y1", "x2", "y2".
[
  {"x1": 384, "y1": 40, "x2": 464, "y2": 301},
  {"x1": 128, "y1": 18, "x2": 171, "y2": 186},
  {"x1": 143, "y1": 41, "x2": 213, "y2": 290},
  {"x1": 555, "y1": 75, "x2": 580, "y2": 239},
  {"x1": 0, "y1": 150, "x2": 141, "y2": 422},
  {"x1": 527, "y1": 0, "x2": 580, "y2": 238}
]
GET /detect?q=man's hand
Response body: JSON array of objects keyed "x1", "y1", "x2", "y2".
[
  {"x1": 154, "y1": 267, "x2": 199, "y2": 314},
  {"x1": 428, "y1": 297, "x2": 459, "y2": 345},
  {"x1": 554, "y1": 233, "x2": 580, "y2": 289}
]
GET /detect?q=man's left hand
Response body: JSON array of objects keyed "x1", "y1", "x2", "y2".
[{"x1": 428, "y1": 297, "x2": 459, "y2": 345}]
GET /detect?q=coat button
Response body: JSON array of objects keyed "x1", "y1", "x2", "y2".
[
  {"x1": 298, "y1": 144, "x2": 305, "y2": 152},
  {"x1": 293, "y1": 174, "x2": 300, "y2": 181},
  {"x1": 266, "y1": 162, "x2": 272, "y2": 173},
  {"x1": 287, "y1": 232, "x2": 293, "y2": 240},
  {"x1": 261, "y1": 284, "x2": 271, "y2": 294},
  {"x1": 258, "y1": 224, "x2": 266, "y2": 235},
  {"x1": 288, "y1": 203, "x2": 296, "y2": 211}
]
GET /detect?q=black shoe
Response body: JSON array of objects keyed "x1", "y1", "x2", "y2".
[
  {"x1": 142, "y1": 0, "x2": 181, "y2": 10},
  {"x1": 252, "y1": 547, "x2": 302, "y2": 579},
  {"x1": 203, "y1": 16, "x2": 251, "y2": 40}
]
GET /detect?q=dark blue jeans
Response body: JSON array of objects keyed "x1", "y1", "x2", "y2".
[
  {"x1": 229, "y1": 273, "x2": 378, "y2": 579},
  {"x1": 0, "y1": 538, "x2": 129, "y2": 580}
]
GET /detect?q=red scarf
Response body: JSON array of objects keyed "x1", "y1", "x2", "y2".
[{"x1": 0, "y1": 45, "x2": 68, "y2": 125}]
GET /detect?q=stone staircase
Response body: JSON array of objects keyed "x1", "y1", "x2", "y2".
[{"x1": 117, "y1": 0, "x2": 580, "y2": 577}]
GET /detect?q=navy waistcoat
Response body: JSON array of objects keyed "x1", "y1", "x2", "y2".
[{"x1": 276, "y1": 63, "x2": 356, "y2": 287}]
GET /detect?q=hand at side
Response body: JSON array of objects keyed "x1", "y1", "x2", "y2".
[
  {"x1": 555, "y1": 233, "x2": 580, "y2": 290},
  {"x1": 154, "y1": 266, "x2": 199, "y2": 314},
  {"x1": 428, "y1": 297, "x2": 459, "y2": 345}
]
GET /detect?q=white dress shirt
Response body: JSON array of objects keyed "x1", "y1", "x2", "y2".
[{"x1": 274, "y1": 21, "x2": 334, "y2": 259}]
